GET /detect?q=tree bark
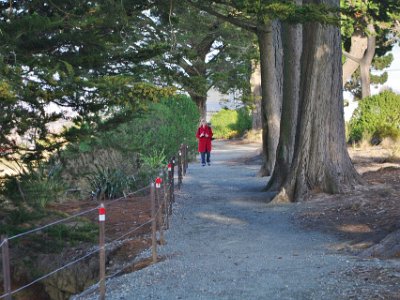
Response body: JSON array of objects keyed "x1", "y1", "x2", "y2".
[
  {"x1": 257, "y1": 20, "x2": 283, "y2": 177},
  {"x1": 266, "y1": 21, "x2": 302, "y2": 192},
  {"x1": 359, "y1": 23, "x2": 376, "y2": 99},
  {"x1": 191, "y1": 94, "x2": 207, "y2": 119},
  {"x1": 272, "y1": 0, "x2": 362, "y2": 203},
  {"x1": 342, "y1": 30, "x2": 367, "y2": 85},
  {"x1": 250, "y1": 60, "x2": 262, "y2": 130}
]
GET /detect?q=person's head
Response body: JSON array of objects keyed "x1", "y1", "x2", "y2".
[{"x1": 200, "y1": 119, "x2": 207, "y2": 127}]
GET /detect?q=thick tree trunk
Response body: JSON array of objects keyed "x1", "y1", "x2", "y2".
[
  {"x1": 360, "y1": 24, "x2": 376, "y2": 99},
  {"x1": 266, "y1": 21, "x2": 302, "y2": 192},
  {"x1": 272, "y1": 0, "x2": 362, "y2": 203},
  {"x1": 191, "y1": 93, "x2": 207, "y2": 120},
  {"x1": 257, "y1": 20, "x2": 283, "y2": 177},
  {"x1": 250, "y1": 60, "x2": 262, "y2": 130},
  {"x1": 342, "y1": 30, "x2": 367, "y2": 85}
]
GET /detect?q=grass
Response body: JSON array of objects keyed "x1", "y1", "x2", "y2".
[
  {"x1": 381, "y1": 138, "x2": 400, "y2": 162},
  {"x1": 242, "y1": 129, "x2": 262, "y2": 143}
]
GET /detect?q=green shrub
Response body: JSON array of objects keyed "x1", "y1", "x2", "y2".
[
  {"x1": 85, "y1": 164, "x2": 131, "y2": 200},
  {"x1": 348, "y1": 90, "x2": 400, "y2": 143},
  {"x1": 89, "y1": 95, "x2": 199, "y2": 159},
  {"x1": 57, "y1": 95, "x2": 199, "y2": 198},
  {"x1": 1, "y1": 162, "x2": 65, "y2": 208},
  {"x1": 1, "y1": 95, "x2": 199, "y2": 206},
  {"x1": 210, "y1": 108, "x2": 252, "y2": 139}
]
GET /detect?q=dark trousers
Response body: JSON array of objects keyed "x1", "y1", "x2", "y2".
[{"x1": 200, "y1": 152, "x2": 210, "y2": 164}]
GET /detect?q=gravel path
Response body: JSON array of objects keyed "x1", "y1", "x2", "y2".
[{"x1": 75, "y1": 140, "x2": 400, "y2": 300}]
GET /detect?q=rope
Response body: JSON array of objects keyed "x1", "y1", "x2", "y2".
[
  {"x1": 0, "y1": 149, "x2": 185, "y2": 298},
  {"x1": 7, "y1": 185, "x2": 152, "y2": 241},
  {"x1": 9, "y1": 206, "x2": 99, "y2": 241},
  {"x1": 107, "y1": 219, "x2": 153, "y2": 244},
  {"x1": 107, "y1": 185, "x2": 150, "y2": 206},
  {"x1": 72, "y1": 282, "x2": 99, "y2": 299},
  {"x1": 107, "y1": 196, "x2": 164, "y2": 244},
  {"x1": 0, "y1": 248, "x2": 99, "y2": 299}
]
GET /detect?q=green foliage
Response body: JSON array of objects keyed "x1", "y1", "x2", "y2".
[
  {"x1": 1, "y1": 162, "x2": 65, "y2": 208},
  {"x1": 0, "y1": 208, "x2": 48, "y2": 236},
  {"x1": 44, "y1": 222, "x2": 98, "y2": 250},
  {"x1": 141, "y1": 149, "x2": 167, "y2": 170},
  {"x1": 161, "y1": 4, "x2": 255, "y2": 111},
  {"x1": 348, "y1": 91, "x2": 400, "y2": 143},
  {"x1": 0, "y1": 0, "x2": 172, "y2": 165},
  {"x1": 210, "y1": 108, "x2": 252, "y2": 139},
  {"x1": 57, "y1": 95, "x2": 198, "y2": 198},
  {"x1": 98, "y1": 95, "x2": 199, "y2": 159},
  {"x1": 85, "y1": 164, "x2": 131, "y2": 200},
  {"x1": 341, "y1": 0, "x2": 400, "y2": 97},
  {"x1": 2, "y1": 220, "x2": 98, "y2": 253}
]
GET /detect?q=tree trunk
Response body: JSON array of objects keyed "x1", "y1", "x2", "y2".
[
  {"x1": 191, "y1": 93, "x2": 207, "y2": 120},
  {"x1": 250, "y1": 60, "x2": 262, "y2": 130},
  {"x1": 360, "y1": 24, "x2": 376, "y2": 99},
  {"x1": 342, "y1": 30, "x2": 368, "y2": 85},
  {"x1": 266, "y1": 21, "x2": 302, "y2": 192},
  {"x1": 272, "y1": 0, "x2": 362, "y2": 203},
  {"x1": 257, "y1": 20, "x2": 283, "y2": 177}
]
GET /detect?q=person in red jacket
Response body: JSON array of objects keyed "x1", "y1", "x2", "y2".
[{"x1": 196, "y1": 119, "x2": 213, "y2": 166}]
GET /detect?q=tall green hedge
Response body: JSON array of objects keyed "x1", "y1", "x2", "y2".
[
  {"x1": 348, "y1": 90, "x2": 400, "y2": 143},
  {"x1": 100, "y1": 95, "x2": 199, "y2": 158}
]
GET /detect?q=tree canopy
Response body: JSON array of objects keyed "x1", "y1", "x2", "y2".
[
  {"x1": 0, "y1": 0, "x2": 174, "y2": 162},
  {"x1": 341, "y1": 0, "x2": 400, "y2": 99}
]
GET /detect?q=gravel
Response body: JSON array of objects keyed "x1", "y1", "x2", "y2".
[{"x1": 73, "y1": 140, "x2": 400, "y2": 300}]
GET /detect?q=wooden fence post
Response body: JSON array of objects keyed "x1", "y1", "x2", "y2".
[
  {"x1": 177, "y1": 149, "x2": 182, "y2": 190},
  {"x1": 182, "y1": 144, "x2": 187, "y2": 176},
  {"x1": 155, "y1": 178, "x2": 165, "y2": 245},
  {"x1": 1, "y1": 235, "x2": 11, "y2": 300},
  {"x1": 185, "y1": 144, "x2": 189, "y2": 173},
  {"x1": 171, "y1": 157, "x2": 175, "y2": 202},
  {"x1": 98, "y1": 203, "x2": 106, "y2": 300},
  {"x1": 150, "y1": 183, "x2": 157, "y2": 263},
  {"x1": 163, "y1": 169, "x2": 169, "y2": 229}
]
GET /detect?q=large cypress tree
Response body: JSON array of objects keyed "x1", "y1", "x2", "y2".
[
  {"x1": 153, "y1": 3, "x2": 255, "y2": 118},
  {"x1": 0, "y1": 0, "x2": 171, "y2": 162},
  {"x1": 185, "y1": 0, "x2": 362, "y2": 201}
]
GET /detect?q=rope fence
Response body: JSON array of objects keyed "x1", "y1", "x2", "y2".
[{"x1": 0, "y1": 143, "x2": 190, "y2": 300}]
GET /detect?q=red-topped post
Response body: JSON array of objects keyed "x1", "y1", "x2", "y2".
[
  {"x1": 98, "y1": 203, "x2": 106, "y2": 300},
  {"x1": 155, "y1": 177, "x2": 165, "y2": 245}
]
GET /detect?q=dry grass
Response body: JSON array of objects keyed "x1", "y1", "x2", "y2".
[
  {"x1": 242, "y1": 129, "x2": 262, "y2": 143},
  {"x1": 380, "y1": 137, "x2": 400, "y2": 162}
]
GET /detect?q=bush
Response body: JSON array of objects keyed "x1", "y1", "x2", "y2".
[
  {"x1": 91, "y1": 95, "x2": 199, "y2": 159},
  {"x1": 58, "y1": 95, "x2": 199, "y2": 198},
  {"x1": 210, "y1": 108, "x2": 252, "y2": 139},
  {"x1": 348, "y1": 91, "x2": 400, "y2": 143},
  {"x1": 1, "y1": 162, "x2": 65, "y2": 208},
  {"x1": 1, "y1": 95, "x2": 199, "y2": 205}
]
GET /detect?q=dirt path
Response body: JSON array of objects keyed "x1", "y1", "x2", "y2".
[{"x1": 75, "y1": 140, "x2": 400, "y2": 300}]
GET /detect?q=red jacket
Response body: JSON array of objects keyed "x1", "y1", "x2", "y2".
[{"x1": 196, "y1": 125, "x2": 213, "y2": 152}]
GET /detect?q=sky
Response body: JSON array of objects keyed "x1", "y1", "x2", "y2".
[{"x1": 372, "y1": 44, "x2": 400, "y2": 94}]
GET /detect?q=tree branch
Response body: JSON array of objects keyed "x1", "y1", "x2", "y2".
[
  {"x1": 184, "y1": 0, "x2": 257, "y2": 33},
  {"x1": 343, "y1": 51, "x2": 362, "y2": 64}
]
